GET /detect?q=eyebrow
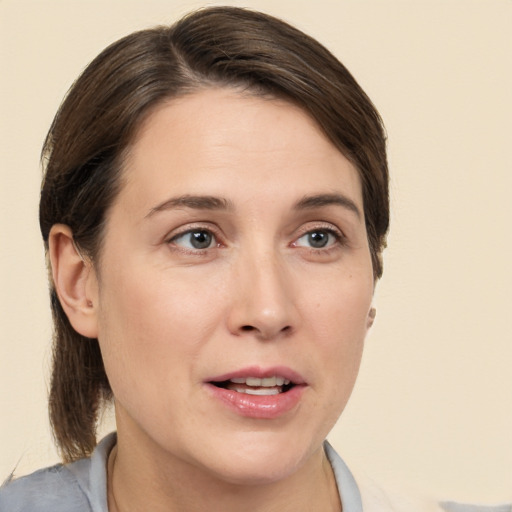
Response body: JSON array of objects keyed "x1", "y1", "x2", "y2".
[
  {"x1": 294, "y1": 193, "x2": 362, "y2": 219},
  {"x1": 146, "y1": 195, "x2": 234, "y2": 218},
  {"x1": 146, "y1": 192, "x2": 361, "y2": 219}
]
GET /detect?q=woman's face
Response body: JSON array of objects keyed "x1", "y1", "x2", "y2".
[{"x1": 90, "y1": 88, "x2": 374, "y2": 484}]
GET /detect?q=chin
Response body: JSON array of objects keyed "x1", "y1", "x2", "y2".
[
  {"x1": 206, "y1": 457, "x2": 304, "y2": 487},
  {"x1": 194, "y1": 430, "x2": 321, "y2": 487}
]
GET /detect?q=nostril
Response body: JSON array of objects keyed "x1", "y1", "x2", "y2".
[{"x1": 237, "y1": 324, "x2": 293, "y2": 339}]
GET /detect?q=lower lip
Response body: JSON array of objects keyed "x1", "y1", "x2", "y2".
[{"x1": 205, "y1": 384, "x2": 306, "y2": 419}]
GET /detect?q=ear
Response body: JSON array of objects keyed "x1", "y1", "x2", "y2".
[
  {"x1": 49, "y1": 224, "x2": 99, "y2": 338},
  {"x1": 366, "y1": 307, "x2": 376, "y2": 330}
]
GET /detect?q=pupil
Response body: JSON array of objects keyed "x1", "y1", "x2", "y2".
[
  {"x1": 308, "y1": 231, "x2": 328, "y2": 248},
  {"x1": 191, "y1": 231, "x2": 212, "y2": 249}
]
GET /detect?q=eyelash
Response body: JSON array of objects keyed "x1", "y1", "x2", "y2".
[
  {"x1": 166, "y1": 224, "x2": 222, "y2": 255},
  {"x1": 165, "y1": 223, "x2": 346, "y2": 256},
  {"x1": 292, "y1": 224, "x2": 346, "y2": 254}
]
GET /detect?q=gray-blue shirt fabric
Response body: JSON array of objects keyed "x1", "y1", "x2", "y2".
[{"x1": 0, "y1": 433, "x2": 510, "y2": 512}]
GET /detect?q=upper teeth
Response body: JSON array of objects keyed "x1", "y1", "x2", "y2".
[{"x1": 229, "y1": 376, "x2": 290, "y2": 387}]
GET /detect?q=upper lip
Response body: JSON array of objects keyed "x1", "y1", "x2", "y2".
[{"x1": 206, "y1": 365, "x2": 306, "y2": 385}]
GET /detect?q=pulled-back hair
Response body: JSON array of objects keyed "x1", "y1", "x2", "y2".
[{"x1": 39, "y1": 6, "x2": 389, "y2": 462}]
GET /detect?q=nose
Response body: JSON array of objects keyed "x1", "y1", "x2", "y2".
[{"x1": 227, "y1": 250, "x2": 299, "y2": 341}]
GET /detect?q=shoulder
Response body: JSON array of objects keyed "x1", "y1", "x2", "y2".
[
  {"x1": 0, "y1": 433, "x2": 115, "y2": 512},
  {"x1": 357, "y1": 474, "x2": 512, "y2": 512},
  {"x1": 357, "y1": 477, "x2": 444, "y2": 512},
  {"x1": 0, "y1": 463, "x2": 91, "y2": 512},
  {"x1": 325, "y1": 441, "x2": 511, "y2": 512}
]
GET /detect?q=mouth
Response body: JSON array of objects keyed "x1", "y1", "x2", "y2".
[
  {"x1": 210, "y1": 376, "x2": 295, "y2": 396},
  {"x1": 205, "y1": 367, "x2": 306, "y2": 419}
]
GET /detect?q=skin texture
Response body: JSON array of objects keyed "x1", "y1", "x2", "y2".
[{"x1": 50, "y1": 88, "x2": 375, "y2": 511}]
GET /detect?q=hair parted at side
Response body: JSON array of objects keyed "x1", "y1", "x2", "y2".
[{"x1": 39, "y1": 6, "x2": 389, "y2": 463}]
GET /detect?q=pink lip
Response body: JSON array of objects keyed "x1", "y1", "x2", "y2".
[
  {"x1": 206, "y1": 365, "x2": 306, "y2": 385},
  {"x1": 205, "y1": 366, "x2": 307, "y2": 419}
]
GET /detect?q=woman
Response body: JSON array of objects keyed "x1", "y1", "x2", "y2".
[{"x1": 0, "y1": 6, "x2": 506, "y2": 512}]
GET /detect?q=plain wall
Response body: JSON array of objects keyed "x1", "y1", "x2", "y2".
[{"x1": 1, "y1": 0, "x2": 510, "y2": 503}]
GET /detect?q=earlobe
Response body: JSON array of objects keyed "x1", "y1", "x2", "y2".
[
  {"x1": 49, "y1": 224, "x2": 99, "y2": 338},
  {"x1": 366, "y1": 307, "x2": 376, "y2": 330}
]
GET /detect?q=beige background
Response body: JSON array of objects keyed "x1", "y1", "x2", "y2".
[{"x1": 1, "y1": 0, "x2": 511, "y2": 504}]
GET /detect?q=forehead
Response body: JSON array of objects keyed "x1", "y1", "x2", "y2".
[{"x1": 118, "y1": 88, "x2": 363, "y2": 212}]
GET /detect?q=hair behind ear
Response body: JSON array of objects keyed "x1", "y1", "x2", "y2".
[
  {"x1": 49, "y1": 291, "x2": 111, "y2": 462},
  {"x1": 47, "y1": 224, "x2": 110, "y2": 462}
]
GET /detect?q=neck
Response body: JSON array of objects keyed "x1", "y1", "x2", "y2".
[{"x1": 107, "y1": 430, "x2": 341, "y2": 512}]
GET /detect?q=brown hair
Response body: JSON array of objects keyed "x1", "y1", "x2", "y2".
[{"x1": 39, "y1": 6, "x2": 389, "y2": 462}]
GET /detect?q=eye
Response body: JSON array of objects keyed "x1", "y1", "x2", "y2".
[
  {"x1": 294, "y1": 229, "x2": 340, "y2": 249},
  {"x1": 170, "y1": 229, "x2": 217, "y2": 250}
]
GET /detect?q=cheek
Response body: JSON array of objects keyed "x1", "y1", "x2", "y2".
[
  {"x1": 308, "y1": 266, "x2": 373, "y2": 338},
  {"x1": 99, "y1": 258, "x2": 219, "y2": 332},
  {"x1": 94, "y1": 264, "x2": 222, "y2": 397},
  {"x1": 307, "y1": 270, "x2": 372, "y2": 386}
]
